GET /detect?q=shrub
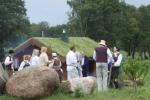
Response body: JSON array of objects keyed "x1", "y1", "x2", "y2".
[
  {"x1": 72, "y1": 87, "x2": 84, "y2": 98},
  {"x1": 122, "y1": 58, "x2": 150, "y2": 88}
]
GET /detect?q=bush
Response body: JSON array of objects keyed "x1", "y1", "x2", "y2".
[
  {"x1": 122, "y1": 58, "x2": 150, "y2": 87},
  {"x1": 72, "y1": 87, "x2": 84, "y2": 98}
]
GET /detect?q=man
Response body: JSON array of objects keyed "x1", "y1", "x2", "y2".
[
  {"x1": 81, "y1": 52, "x2": 89, "y2": 77},
  {"x1": 66, "y1": 46, "x2": 78, "y2": 80},
  {"x1": 93, "y1": 40, "x2": 113, "y2": 91},
  {"x1": 4, "y1": 49, "x2": 15, "y2": 77},
  {"x1": 49, "y1": 53, "x2": 63, "y2": 82}
]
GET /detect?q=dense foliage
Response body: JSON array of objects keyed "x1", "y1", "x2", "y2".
[
  {"x1": 0, "y1": 0, "x2": 30, "y2": 60},
  {"x1": 66, "y1": 0, "x2": 150, "y2": 59}
]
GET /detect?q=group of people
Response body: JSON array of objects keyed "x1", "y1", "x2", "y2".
[
  {"x1": 3, "y1": 39, "x2": 122, "y2": 91},
  {"x1": 4, "y1": 47, "x2": 62, "y2": 81},
  {"x1": 66, "y1": 40, "x2": 123, "y2": 91},
  {"x1": 93, "y1": 40, "x2": 123, "y2": 91}
]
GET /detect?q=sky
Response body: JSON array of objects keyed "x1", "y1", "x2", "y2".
[{"x1": 25, "y1": 0, "x2": 150, "y2": 26}]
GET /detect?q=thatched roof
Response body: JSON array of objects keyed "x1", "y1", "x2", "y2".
[{"x1": 15, "y1": 37, "x2": 97, "y2": 57}]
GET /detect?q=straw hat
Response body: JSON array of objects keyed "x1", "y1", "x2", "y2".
[
  {"x1": 98, "y1": 40, "x2": 106, "y2": 46},
  {"x1": 52, "y1": 53, "x2": 57, "y2": 57}
]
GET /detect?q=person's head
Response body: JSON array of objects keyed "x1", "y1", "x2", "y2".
[
  {"x1": 8, "y1": 49, "x2": 14, "y2": 56},
  {"x1": 41, "y1": 47, "x2": 47, "y2": 53},
  {"x1": 98, "y1": 40, "x2": 106, "y2": 46},
  {"x1": 23, "y1": 55, "x2": 30, "y2": 61},
  {"x1": 113, "y1": 46, "x2": 120, "y2": 52},
  {"x1": 70, "y1": 46, "x2": 76, "y2": 52},
  {"x1": 52, "y1": 53, "x2": 57, "y2": 58},
  {"x1": 32, "y1": 49, "x2": 39, "y2": 57}
]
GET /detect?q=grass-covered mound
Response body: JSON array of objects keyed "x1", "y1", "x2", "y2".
[{"x1": 36, "y1": 37, "x2": 97, "y2": 57}]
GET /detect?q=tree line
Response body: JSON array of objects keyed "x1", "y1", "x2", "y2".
[{"x1": 0, "y1": 0, "x2": 150, "y2": 60}]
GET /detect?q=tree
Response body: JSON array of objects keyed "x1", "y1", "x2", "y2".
[
  {"x1": 29, "y1": 21, "x2": 49, "y2": 37},
  {"x1": 119, "y1": 5, "x2": 140, "y2": 58},
  {"x1": 137, "y1": 5, "x2": 150, "y2": 59},
  {"x1": 0, "y1": 0, "x2": 30, "y2": 60},
  {"x1": 29, "y1": 21, "x2": 67, "y2": 38},
  {"x1": 67, "y1": 0, "x2": 150, "y2": 59},
  {"x1": 67, "y1": 0, "x2": 124, "y2": 46}
]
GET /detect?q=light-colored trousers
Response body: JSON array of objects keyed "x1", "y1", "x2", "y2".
[
  {"x1": 96, "y1": 63, "x2": 108, "y2": 91},
  {"x1": 67, "y1": 66, "x2": 79, "y2": 80}
]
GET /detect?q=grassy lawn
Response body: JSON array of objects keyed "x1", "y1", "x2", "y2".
[{"x1": 0, "y1": 70, "x2": 150, "y2": 100}]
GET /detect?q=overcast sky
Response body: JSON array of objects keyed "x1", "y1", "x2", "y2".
[{"x1": 25, "y1": 0, "x2": 150, "y2": 26}]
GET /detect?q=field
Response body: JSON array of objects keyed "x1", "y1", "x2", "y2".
[{"x1": 0, "y1": 68, "x2": 150, "y2": 100}]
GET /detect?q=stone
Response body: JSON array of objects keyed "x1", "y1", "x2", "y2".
[
  {"x1": 6, "y1": 66, "x2": 60, "y2": 99},
  {"x1": 0, "y1": 63, "x2": 9, "y2": 94},
  {"x1": 69, "y1": 76, "x2": 97, "y2": 94}
]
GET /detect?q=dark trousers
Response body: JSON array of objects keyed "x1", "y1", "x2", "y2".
[
  {"x1": 82, "y1": 65, "x2": 88, "y2": 77},
  {"x1": 110, "y1": 67, "x2": 120, "y2": 88}
]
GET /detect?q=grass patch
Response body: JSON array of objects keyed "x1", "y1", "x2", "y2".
[{"x1": 1, "y1": 71, "x2": 150, "y2": 100}]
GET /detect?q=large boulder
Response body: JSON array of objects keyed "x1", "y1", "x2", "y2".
[
  {"x1": 6, "y1": 66, "x2": 60, "y2": 99},
  {"x1": 69, "y1": 76, "x2": 97, "y2": 94},
  {"x1": 0, "y1": 63, "x2": 9, "y2": 94}
]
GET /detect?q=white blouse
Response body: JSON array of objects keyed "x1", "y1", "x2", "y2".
[{"x1": 30, "y1": 56, "x2": 40, "y2": 66}]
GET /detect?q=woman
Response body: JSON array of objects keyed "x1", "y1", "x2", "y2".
[
  {"x1": 40, "y1": 47, "x2": 49, "y2": 66},
  {"x1": 110, "y1": 46, "x2": 123, "y2": 88},
  {"x1": 30, "y1": 49, "x2": 40, "y2": 66},
  {"x1": 18, "y1": 55, "x2": 30, "y2": 71},
  {"x1": 49, "y1": 53, "x2": 63, "y2": 82}
]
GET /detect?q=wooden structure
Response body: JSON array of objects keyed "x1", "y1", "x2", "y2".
[{"x1": 14, "y1": 37, "x2": 97, "y2": 79}]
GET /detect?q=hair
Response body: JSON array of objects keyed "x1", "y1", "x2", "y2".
[
  {"x1": 115, "y1": 46, "x2": 120, "y2": 51},
  {"x1": 70, "y1": 46, "x2": 75, "y2": 50},
  {"x1": 9, "y1": 49, "x2": 14, "y2": 54},
  {"x1": 41, "y1": 47, "x2": 47, "y2": 53},
  {"x1": 23, "y1": 55, "x2": 30, "y2": 60},
  {"x1": 32, "y1": 49, "x2": 39, "y2": 57}
]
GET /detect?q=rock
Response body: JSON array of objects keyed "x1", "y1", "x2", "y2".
[
  {"x1": 6, "y1": 66, "x2": 60, "y2": 99},
  {"x1": 60, "y1": 80, "x2": 71, "y2": 93},
  {"x1": 0, "y1": 63, "x2": 9, "y2": 94},
  {"x1": 69, "y1": 76, "x2": 97, "y2": 94}
]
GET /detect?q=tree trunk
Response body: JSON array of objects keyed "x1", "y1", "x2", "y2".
[
  {"x1": 147, "y1": 47, "x2": 150, "y2": 59},
  {"x1": 131, "y1": 44, "x2": 136, "y2": 59}
]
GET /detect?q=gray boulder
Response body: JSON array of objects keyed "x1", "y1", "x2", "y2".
[
  {"x1": 0, "y1": 63, "x2": 9, "y2": 94},
  {"x1": 69, "y1": 76, "x2": 97, "y2": 94}
]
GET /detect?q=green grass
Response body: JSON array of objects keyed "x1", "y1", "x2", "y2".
[
  {"x1": 36, "y1": 37, "x2": 97, "y2": 57},
  {"x1": 1, "y1": 70, "x2": 150, "y2": 100}
]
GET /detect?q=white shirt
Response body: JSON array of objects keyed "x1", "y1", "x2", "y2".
[
  {"x1": 30, "y1": 56, "x2": 40, "y2": 66},
  {"x1": 114, "y1": 53, "x2": 123, "y2": 67},
  {"x1": 93, "y1": 47, "x2": 114, "y2": 63},
  {"x1": 66, "y1": 50, "x2": 77, "y2": 67},
  {"x1": 18, "y1": 60, "x2": 30, "y2": 71},
  {"x1": 4, "y1": 56, "x2": 13, "y2": 66},
  {"x1": 81, "y1": 57, "x2": 85, "y2": 66},
  {"x1": 4, "y1": 55, "x2": 14, "y2": 70}
]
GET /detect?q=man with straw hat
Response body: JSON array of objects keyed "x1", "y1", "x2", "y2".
[{"x1": 93, "y1": 40, "x2": 113, "y2": 91}]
